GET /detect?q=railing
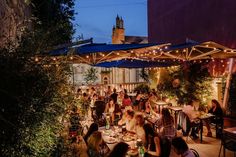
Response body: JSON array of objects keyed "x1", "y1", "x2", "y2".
[{"x1": 77, "y1": 82, "x2": 147, "y2": 96}]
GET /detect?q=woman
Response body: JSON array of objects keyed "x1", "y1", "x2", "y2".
[
  {"x1": 122, "y1": 94, "x2": 132, "y2": 108},
  {"x1": 87, "y1": 131, "x2": 103, "y2": 157},
  {"x1": 107, "y1": 142, "x2": 129, "y2": 157},
  {"x1": 143, "y1": 123, "x2": 161, "y2": 157},
  {"x1": 172, "y1": 137, "x2": 195, "y2": 157},
  {"x1": 205, "y1": 99, "x2": 223, "y2": 137},
  {"x1": 105, "y1": 98, "x2": 121, "y2": 124},
  {"x1": 118, "y1": 110, "x2": 136, "y2": 132},
  {"x1": 84, "y1": 123, "x2": 99, "y2": 144},
  {"x1": 135, "y1": 114, "x2": 146, "y2": 144},
  {"x1": 160, "y1": 108, "x2": 175, "y2": 138}
]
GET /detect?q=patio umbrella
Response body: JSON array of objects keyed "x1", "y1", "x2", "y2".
[{"x1": 94, "y1": 58, "x2": 177, "y2": 68}]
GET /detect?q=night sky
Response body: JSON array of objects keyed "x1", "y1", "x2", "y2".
[{"x1": 73, "y1": 0, "x2": 147, "y2": 43}]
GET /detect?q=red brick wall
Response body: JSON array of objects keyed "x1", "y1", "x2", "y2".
[{"x1": 148, "y1": 0, "x2": 236, "y2": 48}]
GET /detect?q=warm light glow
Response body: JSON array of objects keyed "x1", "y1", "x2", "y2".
[
  {"x1": 86, "y1": 55, "x2": 89, "y2": 58},
  {"x1": 53, "y1": 57, "x2": 56, "y2": 61},
  {"x1": 70, "y1": 56, "x2": 73, "y2": 60},
  {"x1": 35, "y1": 57, "x2": 39, "y2": 62}
]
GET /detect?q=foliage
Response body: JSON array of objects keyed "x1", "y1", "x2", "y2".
[
  {"x1": 134, "y1": 84, "x2": 150, "y2": 93},
  {"x1": 157, "y1": 64, "x2": 213, "y2": 105},
  {"x1": 28, "y1": 0, "x2": 75, "y2": 52},
  {"x1": 0, "y1": 49, "x2": 74, "y2": 157},
  {"x1": 139, "y1": 68, "x2": 150, "y2": 83},
  {"x1": 83, "y1": 67, "x2": 98, "y2": 85},
  {"x1": 0, "y1": 0, "x2": 75, "y2": 156}
]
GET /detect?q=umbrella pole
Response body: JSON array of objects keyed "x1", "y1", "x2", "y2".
[{"x1": 222, "y1": 58, "x2": 234, "y2": 111}]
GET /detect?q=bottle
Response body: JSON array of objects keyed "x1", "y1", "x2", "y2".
[
  {"x1": 105, "y1": 116, "x2": 110, "y2": 130},
  {"x1": 138, "y1": 146, "x2": 145, "y2": 157}
]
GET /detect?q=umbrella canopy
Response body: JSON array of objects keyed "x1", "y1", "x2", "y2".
[{"x1": 95, "y1": 59, "x2": 177, "y2": 68}]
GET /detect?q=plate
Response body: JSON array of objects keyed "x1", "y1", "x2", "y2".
[
  {"x1": 123, "y1": 135, "x2": 134, "y2": 142},
  {"x1": 103, "y1": 136, "x2": 117, "y2": 144}
]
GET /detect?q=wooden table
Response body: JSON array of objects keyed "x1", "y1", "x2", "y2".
[
  {"x1": 167, "y1": 106, "x2": 183, "y2": 128},
  {"x1": 198, "y1": 113, "x2": 215, "y2": 143},
  {"x1": 155, "y1": 101, "x2": 168, "y2": 113}
]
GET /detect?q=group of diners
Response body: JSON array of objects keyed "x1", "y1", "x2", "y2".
[
  {"x1": 72, "y1": 85, "x2": 224, "y2": 156},
  {"x1": 69, "y1": 121, "x2": 196, "y2": 157}
]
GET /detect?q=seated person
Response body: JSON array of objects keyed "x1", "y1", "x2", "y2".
[
  {"x1": 118, "y1": 110, "x2": 136, "y2": 132},
  {"x1": 87, "y1": 131, "x2": 109, "y2": 157},
  {"x1": 70, "y1": 136, "x2": 88, "y2": 157},
  {"x1": 172, "y1": 137, "x2": 195, "y2": 157},
  {"x1": 182, "y1": 100, "x2": 200, "y2": 139},
  {"x1": 143, "y1": 123, "x2": 171, "y2": 157},
  {"x1": 83, "y1": 123, "x2": 99, "y2": 144},
  {"x1": 107, "y1": 142, "x2": 129, "y2": 157},
  {"x1": 160, "y1": 108, "x2": 175, "y2": 138},
  {"x1": 122, "y1": 94, "x2": 132, "y2": 108},
  {"x1": 135, "y1": 114, "x2": 146, "y2": 144},
  {"x1": 205, "y1": 99, "x2": 223, "y2": 137},
  {"x1": 105, "y1": 98, "x2": 121, "y2": 125}
]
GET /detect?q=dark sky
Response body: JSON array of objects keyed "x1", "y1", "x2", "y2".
[{"x1": 73, "y1": 0, "x2": 147, "y2": 43}]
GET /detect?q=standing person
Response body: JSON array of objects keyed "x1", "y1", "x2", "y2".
[
  {"x1": 110, "y1": 88, "x2": 118, "y2": 104},
  {"x1": 133, "y1": 90, "x2": 141, "y2": 111},
  {"x1": 107, "y1": 142, "x2": 129, "y2": 157},
  {"x1": 105, "y1": 86, "x2": 112, "y2": 103},
  {"x1": 172, "y1": 137, "x2": 195, "y2": 157},
  {"x1": 205, "y1": 99, "x2": 223, "y2": 137}
]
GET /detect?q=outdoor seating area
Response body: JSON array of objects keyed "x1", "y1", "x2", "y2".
[
  {"x1": 2, "y1": 1, "x2": 236, "y2": 157},
  {"x1": 62, "y1": 84, "x2": 236, "y2": 157}
]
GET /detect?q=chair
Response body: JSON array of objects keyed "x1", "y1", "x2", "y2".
[
  {"x1": 210, "y1": 116, "x2": 224, "y2": 138},
  {"x1": 218, "y1": 131, "x2": 236, "y2": 157},
  {"x1": 190, "y1": 148, "x2": 200, "y2": 157},
  {"x1": 177, "y1": 111, "x2": 200, "y2": 141}
]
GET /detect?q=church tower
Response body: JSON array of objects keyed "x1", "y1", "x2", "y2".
[{"x1": 112, "y1": 15, "x2": 125, "y2": 44}]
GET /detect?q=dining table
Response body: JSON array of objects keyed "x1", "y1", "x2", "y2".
[
  {"x1": 99, "y1": 126, "x2": 140, "y2": 156},
  {"x1": 154, "y1": 100, "x2": 168, "y2": 113},
  {"x1": 197, "y1": 112, "x2": 215, "y2": 143}
]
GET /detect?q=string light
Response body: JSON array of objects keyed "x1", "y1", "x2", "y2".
[
  {"x1": 69, "y1": 56, "x2": 73, "y2": 60},
  {"x1": 53, "y1": 57, "x2": 56, "y2": 61},
  {"x1": 86, "y1": 55, "x2": 89, "y2": 58}
]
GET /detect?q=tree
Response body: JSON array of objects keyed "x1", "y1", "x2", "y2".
[
  {"x1": 139, "y1": 68, "x2": 150, "y2": 83},
  {"x1": 83, "y1": 67, "x2": 98, "y2": 84},
  {"x1": 157, "y1": 63, "x2": 212, "y2": 106},
  {"x1": 0, "y1": 0, "x2": 75, "y2": 156}
]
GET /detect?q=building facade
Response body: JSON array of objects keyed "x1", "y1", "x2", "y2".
[
  {"x1": 73, "y1": 15, "x2": 147, "y2": 87},
  {"x1": 0, "y1": 0, "x2": 30, "y2": 48},
  {"x1": 148, "y1": 0, "x2": 236, "y2": 49}
]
